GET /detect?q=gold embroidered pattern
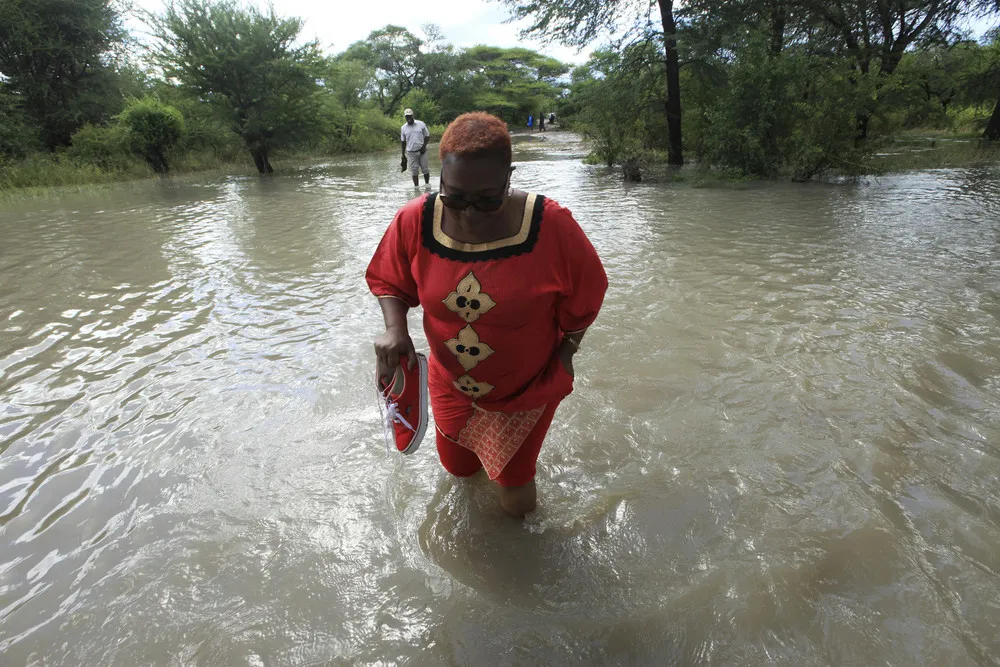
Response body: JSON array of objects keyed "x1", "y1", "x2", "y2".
[
  {"x1": 432, "y1": 193, "x2": 537, "y2": 253},
  {"x1": 453, "y1": 374, "x2": 494, "y2": 398},
  {"x1": 445, "y1": 325, "x2": 495, "y2": 371},
  {"x1": 443, "y1": 272, "x2": 496, "y2": 323}
]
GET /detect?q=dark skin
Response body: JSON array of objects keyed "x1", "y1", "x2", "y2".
[
  {"x1": 401, "y1": 115, "x2": 430, "y2": 186},
  {"x1": 374, "y1": 153, "x2": 585, "y2": 518}
]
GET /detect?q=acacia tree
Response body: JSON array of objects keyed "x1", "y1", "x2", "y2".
[
  {"x1": 150, "y1": 0, "x2": 324, "y2": 174},
  {"x1": 570, "y1": 43, "x2": 669, "y2": 178},
  {"x1": 687, "y1": 0, "x2": 999, "y2": 137},
  {"x1": 458, "y1": 46, "x2": 567, "y2": 122},
  {"x1": 0, "y1": 0, "x2": 128, "y2": 148},
  {"x1": 794, "y1": 0, "x2": 983, "y2": 76},
  {"x1": 342, "y1": 25, "x2": 425, "y2": 115},
  {"x1": 496, "y1": 0, "x2": 684, "y2": 165}
]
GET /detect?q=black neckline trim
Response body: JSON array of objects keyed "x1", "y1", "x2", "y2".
[{"x1": 421, "y1": 193, "x2": 545, "y2": 262}]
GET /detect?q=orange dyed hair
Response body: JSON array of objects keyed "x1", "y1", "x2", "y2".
[{"x1": 439, "y1": 112, "x2": 512, "y2": 164}]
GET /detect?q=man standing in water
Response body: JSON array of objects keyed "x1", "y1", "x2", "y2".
[{"x1": 401, "y1": 108, "x2": 430, "y2": 187}]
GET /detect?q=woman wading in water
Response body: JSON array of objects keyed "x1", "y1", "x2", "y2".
[{"x1": 367, "y1": 112, "x2": 607, "y2": 517}]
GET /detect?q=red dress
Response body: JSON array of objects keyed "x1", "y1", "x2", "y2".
[{"x1": 366, "y1": 193, "x2": 607, "y2": 483}]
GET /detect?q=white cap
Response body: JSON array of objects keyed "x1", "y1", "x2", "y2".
[{"x1": 403, "y1": 108, "x2": 414, "y2": 117}]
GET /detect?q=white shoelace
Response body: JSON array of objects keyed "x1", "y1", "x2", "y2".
[{"x1": 378, "y1": 384, "x2": 414, "y2": 454}]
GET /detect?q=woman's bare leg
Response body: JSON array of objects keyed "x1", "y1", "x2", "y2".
[{"x1": 499, "y1": 479, "x2": 536, "y2": 518}]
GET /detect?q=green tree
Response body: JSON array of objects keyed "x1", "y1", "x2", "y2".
[
  {"x1": 569, "y1": 43, "x2": 668, "y2": 179},
  {"x1": 119, "y1": 97, "x2": 185, "y2": 173},
  {"x1": 150, "y1": 0, "x2": 324, "y2": 173},
  {"x1": 399, "y1": 88, "x2": 441, "y2": 125},
  {"x1": 418, "y1": 46, "x2": 472, "y2": 121},
  {"x1": 792, "y1": 0, "x2": 985, "y2": 76},
  {"x1": 323, "y1": 58, "x2": 374, "y2": 112},
  {"x1": 890, "y1": 42, "x2": 986, "y2": 128},
  {"x1": 495, "y1": 0, "x2": 684, "y2": 165},
  {"x1": 680, "y1": 0, "x2": 798, "y2": 58},
  {"x1": 687, "y1": 0, "x2": 999, "y2": 138},
  {"x1": 459, "y1": 46, "x2": 567, "y2": 124},
  {"x1": 696, "y1": 38, "x2": 874, "y2": 179},
  {"x1": 977, "y1": 28, "x2": 1000, "y2": 140},
  {"x1": 0, "y1": 88, "x2": 39, "y2": 158},
  {"x1": 342, "y1": 25, "x2": 425, "y2": 114},
  {"x1": 0, "y1": 0, "x2": 128, "y2": 147}
]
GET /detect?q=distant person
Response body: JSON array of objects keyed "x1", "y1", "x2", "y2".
[
  {"x1": 401, "y1": 108, "x2": 430, "y2": 187},
  {"x1": 527, "y1": 114, "x2": 534, "y2": 133},
  {"x1": 368, "y1": 112, "x2": 607, "y2": 517},
  {"x1": 539, "y1": 114, "x2": 546, "y2": 132},
  {"x1": 549, "y1": 112, "x2": 556, "y2": 125}
]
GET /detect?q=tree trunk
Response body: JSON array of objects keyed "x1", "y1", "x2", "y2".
[
  {"x1": 857, "y1": 115, "x2": 870, "y2": 141},
  {"x1": 769, "y1": 0, "x2": 786, "y2": 57},
  {"x1": 658, "y1": 0, "x2": 683, "y2": 166},
  {"x1": 250, "y1": 147, "x2": 274, "y2": 174},
  {"x1": 985, "y1": 91, "x2": 1000, "y2": 141},
  {"x1": 854, "y1": 59, "x2": 872, "y2": 141},
  {"x1": 146, "y1": 148, "x2": 169, "y2": 174}
]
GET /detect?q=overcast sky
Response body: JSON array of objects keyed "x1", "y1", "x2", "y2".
[{"x1": 131, "y1": 0, "x2": 594, "y2": 64}]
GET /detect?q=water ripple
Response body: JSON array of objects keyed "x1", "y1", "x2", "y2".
[{"x1": 1, "y1": 139, "x2": 998, "y2": 664}]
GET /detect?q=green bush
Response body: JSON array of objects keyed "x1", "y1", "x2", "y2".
[
  {"x1": 426, "y1": 123, "x2": 447, "y2": 141},
  {"x1": 0, "y1": 153, "x2": 145, "y2": 193},
  {"x1": 66, "y1": 123, "x2": 136, "y2": 171},
  {"x1": 948, "y1": 105, "x2": 993, "y2": 135},
  {"x1": 690, "y1": 44, "x2": 877, "y2": 180},
  {"x1": 399, "y1": 89, "x2": 441, "y2": 125},
  {"x1": 118, "y1": 97, "x2": 185, "y2": 173},
  {"x1": 168, "y1": 96, "x2": 245, "y2": 159},
  {"x1": 560, "y1": 44, "x2": 671, "y2": 177},
  {"x1": 352, "y1": 108, "x2": 402, "y2": 152},
  {"x1": 316, "y1": 106, "x2": 401, "y2": 154}
]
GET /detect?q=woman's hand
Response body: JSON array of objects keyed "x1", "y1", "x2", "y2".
[{"x1": 375, "y1": 326, "x2": 416, "y2": 387}]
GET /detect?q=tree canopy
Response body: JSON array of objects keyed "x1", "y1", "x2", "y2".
[
  {"x1": 0, "y1": 0, "x2": 129, "y2": 147},
  {"x1": 149, "y1": 0, "x2": 325, "y2": 173},
  {"x1": 497, "y1": 0, "x2": 1000, "y2": 178}
]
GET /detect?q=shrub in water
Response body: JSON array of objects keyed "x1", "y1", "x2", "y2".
[{"x1": 118, "y1": 97, "x2": 185, "y2": 173}]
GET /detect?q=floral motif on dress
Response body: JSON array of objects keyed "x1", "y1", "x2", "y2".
[
  {"x1": 445, "y1": 325, "x2": 495, "y2": 371},
  {"x1": 453, "y1": 374, "x2": 494, "y2": 398},
  {"x1": 442, "y1": 272, "x2": 496, "y2": 323}
]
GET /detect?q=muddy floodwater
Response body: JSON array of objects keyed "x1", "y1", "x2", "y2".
[{"x1": 2, "y1": 133, "x2": 999, "y2": 665}]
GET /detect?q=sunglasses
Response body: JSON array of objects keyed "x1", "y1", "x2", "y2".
[{"x1": 439, "y1": 168, "x2": 513, "y2": 212}]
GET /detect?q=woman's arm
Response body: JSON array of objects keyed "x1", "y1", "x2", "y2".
[
  {"x1": 374, "y1": 297, "x2": 416, "y2": 384},
  {"x1": 558, "y1": 329, "x2": 586, "y2": 377},
  {"x1": 366, "y1": 204, "x2": 422, "y2": 384},
  {"x1": 553, "y1": 212, "x2": 606, "y2": 379},
  {"x1": 378, "y1": 296, "x2": 410, "y2": 332}
]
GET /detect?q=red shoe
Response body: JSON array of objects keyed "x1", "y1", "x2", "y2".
[{"x1": 377, "y1": 352, "x2": 428, "y2": 454}]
